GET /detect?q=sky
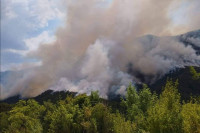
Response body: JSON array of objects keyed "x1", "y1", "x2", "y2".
[
  {"x1": 1, "y1": 0, "x2": 66, "y2": 71},
  {"x1": 1, "y1": 0, "x2": 199, "y2": 72}
]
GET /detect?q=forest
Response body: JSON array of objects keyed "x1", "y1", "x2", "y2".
[{"x1": 0, "y1": 67, "x2": 200, "y2": 133}]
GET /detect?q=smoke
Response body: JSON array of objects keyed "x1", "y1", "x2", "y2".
[
  {"x1": 180, "y1": 30, "x2": 200, "y2": 47},
  {"x1": 1, "y1": 0, "x2": 200, "y2": 99}
]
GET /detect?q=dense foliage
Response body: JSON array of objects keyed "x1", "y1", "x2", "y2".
[
  {"x1": 1, "y1": 80, "x2": 200, "y2": 133},
  {"x1": 190, "y1": 66, "x2": 200, "y2": 80}
]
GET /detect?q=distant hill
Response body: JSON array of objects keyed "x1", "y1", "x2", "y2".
[
  {"x1": 150, "y1": 66, "x2": 200, "y2": 100},
  {"x1": 149, "y1": 29, "x2": 200, "y2": 100},
  {"x1": 2, "y1": 66, "x2": 200, "y2": 104},
  {"x1": 0, "y1": 90, "x2": 76, "y2": 104},
  {"x1": 1, "y1": 29, "x2": 200, "y2": 103},
  {"x1": 178, "y1": 29, "x2": 200, "y2": 55}
]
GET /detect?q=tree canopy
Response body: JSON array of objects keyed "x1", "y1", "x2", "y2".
[{"x1": 1, "y1": 80, "x2": 200, "y2": 133}]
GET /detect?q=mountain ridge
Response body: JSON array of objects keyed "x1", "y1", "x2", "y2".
[{"x1": 1, "y1": 29, "x2": 200, "y2": 102}]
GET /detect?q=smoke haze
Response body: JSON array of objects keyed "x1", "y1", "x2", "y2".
[{"x1": 1, "y1": 0, "x2": 200, "y2": 99}]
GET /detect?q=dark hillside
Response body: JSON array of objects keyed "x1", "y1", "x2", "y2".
[
  {"x1": 0, "y1": 90, "x2": 76, "y2": 104},
  {"x1": 150, "y1": 66, "x2": 200, "y2": 100}
]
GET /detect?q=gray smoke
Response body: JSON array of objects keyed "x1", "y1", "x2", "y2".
[{"x1": 1, "y1": 0, "x2": 200, "y2": 99}]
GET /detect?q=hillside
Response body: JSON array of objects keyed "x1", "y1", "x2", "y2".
[
  {"x1": 1, "y1": 29, "x2": 200, "y2": 103},
  {"x1": 1, "y1": 80, "x2": 200, "y2": 133},
  {"x1": 150, "y1": 66, "x2": 200, "y2": 100}
]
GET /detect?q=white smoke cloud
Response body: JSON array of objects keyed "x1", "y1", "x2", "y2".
[
  {"x1": 48, "y1": 39, "x2": 133, "y2": 98},
  {"x1": 1, "y1": 0, "x2": 200, "y2": 99},
  {"x1": 181, "y1": 33, "x2": 200, "y2": 47}
]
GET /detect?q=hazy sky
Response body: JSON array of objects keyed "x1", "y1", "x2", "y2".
[
  {"x1": 1, "y1": 0, "x2": 66, "y2": 71},
  {"x1": 1, "y1": 0, "x2": 199, "y2": 72}
]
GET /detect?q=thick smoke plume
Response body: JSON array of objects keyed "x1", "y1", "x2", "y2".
[{"x1": 1, "y1": 0, "x2": 200, "y2": 99}]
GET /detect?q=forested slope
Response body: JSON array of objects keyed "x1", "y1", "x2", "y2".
[{"x1": 1, "y1": 79, "x2": 200, "y2": 133}]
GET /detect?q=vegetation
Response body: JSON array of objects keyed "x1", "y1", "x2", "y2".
[
  {"x1": 189, "y1": 66, "x2": 200, "y2": 80},
  {"x1": 1, "y1": 80, "x2": 200, "y2": 133}
]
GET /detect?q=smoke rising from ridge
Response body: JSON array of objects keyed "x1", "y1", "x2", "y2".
[{"x1": 1, "y1": 0, "x2": 200, "y2": 99}]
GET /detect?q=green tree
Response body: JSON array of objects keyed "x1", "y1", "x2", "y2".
[
  {"x1": 181, "y1": 102, "x2": 200, "y2": 133},
  {"x1": 91, "y1": 103, "x2": 113, "y2": 133},
  {"x1": 138, "y1": 84, "x2": 157, "y2": 113},
  {"x1": 146, "y1": 80, "x2": 182, "y2": 133},
  {"x1": 81, "y1": 107, "x2": 98, "y2": 133},
  {"x1": 120, "y1": 83, "x2": 140, "y2": 121},
  {"x1": 5, "y1": 112, "x2": 43, "y2": 133},
  {"x1": 72, "y1": 94, "x2": 91, "y2": 108},
  {"x1": 5, "y1": 99, "x2": 45, "y2": 133},
  {"x1": 44, "y1": 100, "x2": 84, "y2": 133},
  {"x1": 90, "y1": 91, "x2": 100, "y2": 106},
  {"x1": 112, "y1": 112, "x2": 134, "y2": 133},
  {"x1": 189, "y1": 66, "x2": 200, "y2": 80},
  {"x1": 121, "y1": 83, "x2": 156, "y2": 122},
  {"x1": 0, "y1": 112, "x2": 10, "y2": 132},
  {"x1": 42, "y1": 100, "x2": 57, "y2": 132}
]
